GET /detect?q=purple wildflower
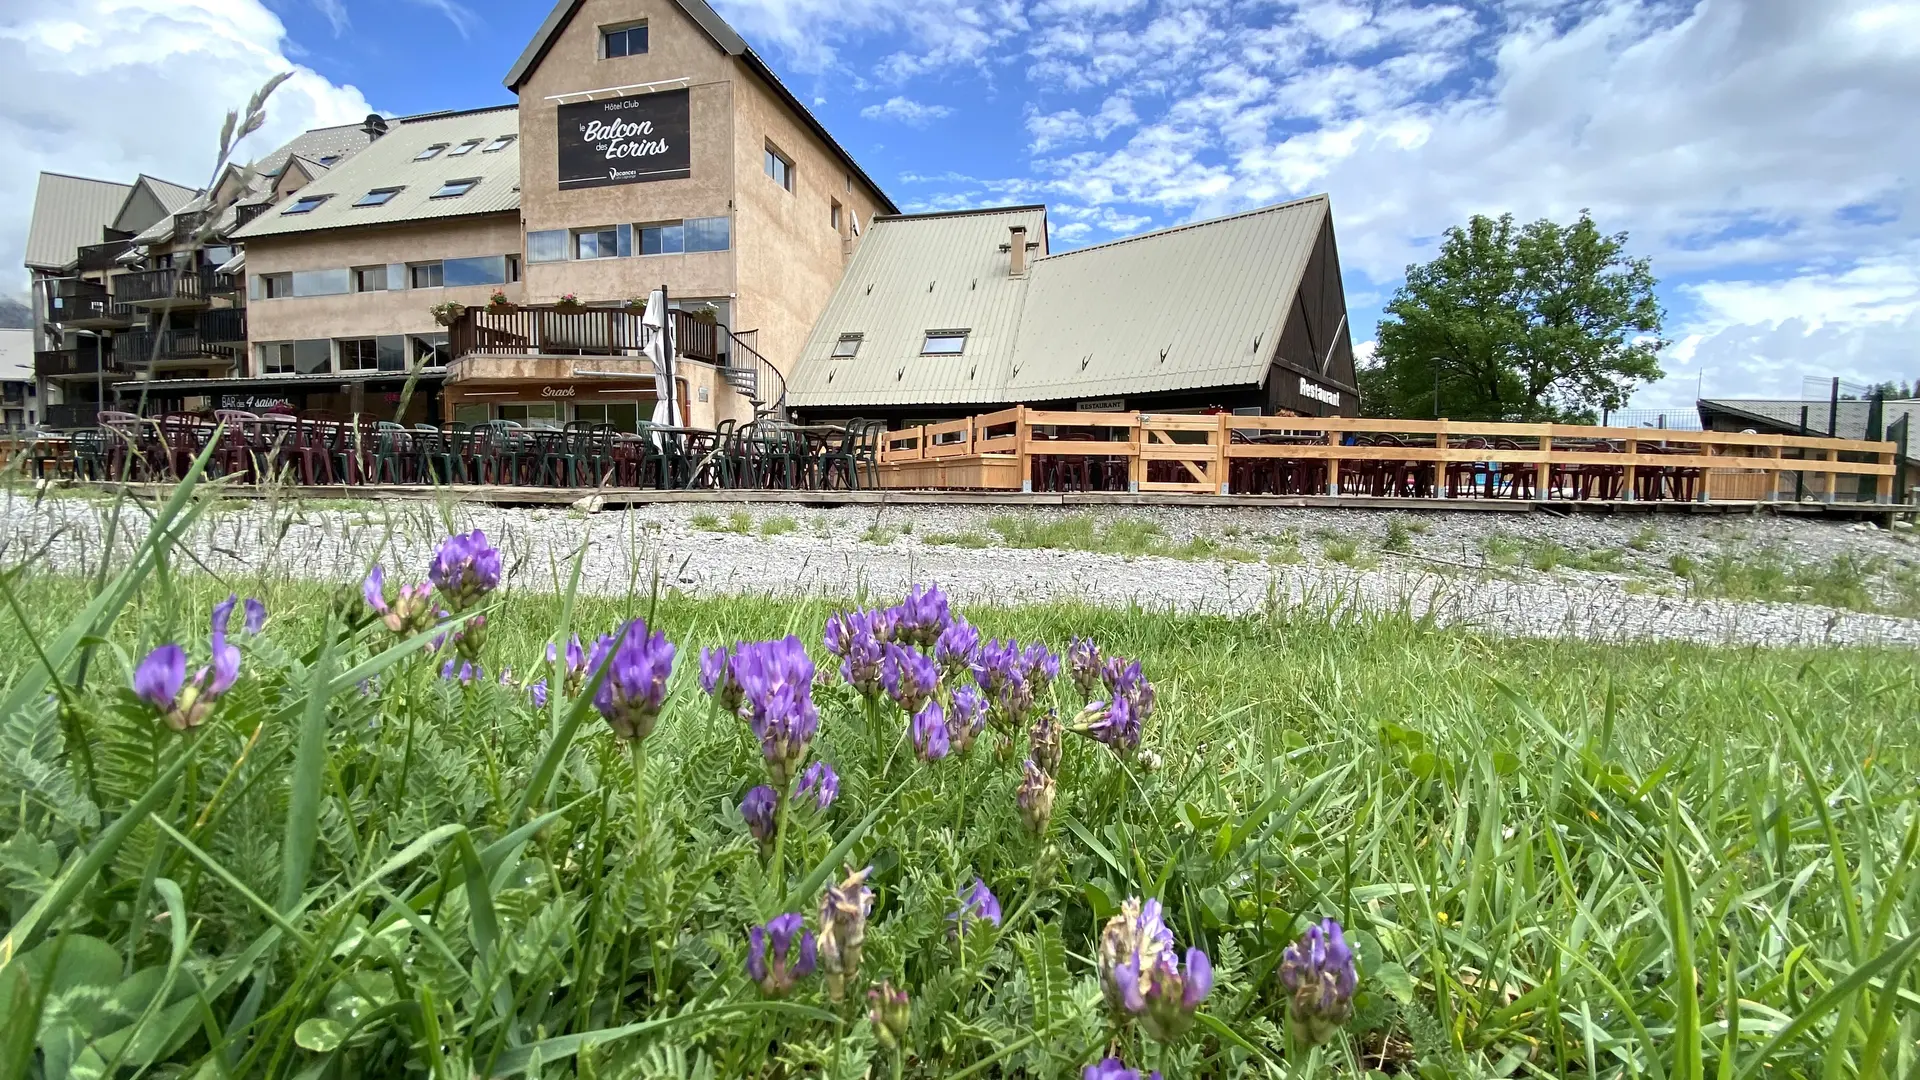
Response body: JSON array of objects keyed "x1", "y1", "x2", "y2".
[
  {"x1": 826, "y1": 610, "x2": 887, "y2": 698},
  {"x1": 745, "y1": 913, "x2": 817, "y2": 997},
  {"x1": 242, "y1": 598, "x2": 267, "y2": 635},
  {"x1": 911, "y1": 700, "x2": 951, "y2": 762},
  {"x1": 1279, "y1": 918, "x2": 1357, "y2": 1045},
  {"x1": 1030, "y1": 711, "x2": 1063, "y2": 774},
  {"x1": 527, "y1": 678, "x2": 549, "y2": 709},
  {"x1": 950, "y1": 878, "x2": 1003, "y2": 935},
  {"x1": 545, "y1": 634, "x2": 588, "y2": 694},
  {"x1": 441, "y1": 659, "x2": 482, "y2": 685},
  {"x1": 362, "y1": 565, "x2": 435, "y2": 636},
  {"x1": 934, "y1": 618, "x2": 982, "y2": 679},
  {"x1": 880, "y1": 643, "x2": 940, "y2": 714},
  {"x1": 1021, "y1": 642, "x2": 1060, "y2": 686},
  {"x1": 798, "y1": 761, "x2": 839, "y2": 810},
  {"x1": 135, "y1": 637, "x2": 238, "y2": 732},
  {"x1": 742, "y1": 784, "x2": 778, "y2": 847},
  {"x1": 211, "y1": 595, "x2": 237, "y2": 637},
  {"x1": 1103, "y1": 658, "x2": 1156, "y2": 723},
  {"x1": 589, "y1": 620, "x2": 677, "y2": 742},
  {"x1": 733, "y1": 636, "x2": 820, "y2": 786},
  {"x1": 428, "y1": 529, "x2": 502, "y2": 611},
  {"x1": 976, "y1": 638, "x2": 1022, "y2": 696},
  {"x1": 1067, "y1": 638, "x2": 1103, "y2": 698},
  {"x1": 892, "y1": 584, "x2": 950, "y2": 646},
  {"x1": 1084, "y1": 1059, "x2": 1161, "y2": 1080},
  {"x1": 1085, "y1": 694, "x2": 1143, "y2": 756},
  {"x1": 818, "y1": 866, "x2": 874, "y2": 1001},
  {"x1": 700, "y1": 645, "x2": 745, "y2": 713},
  {"x1": 1098, "y1": 898, "x2": 1212, "y2": 1041},
  {"x1": 1018, "y1": 759, "x2": 1055, "y2": 835},
  {"x1": 948, "y1": 684, "x2": 989, "y2": 753}
]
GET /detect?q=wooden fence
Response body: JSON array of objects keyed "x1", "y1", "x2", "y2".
[{"x1": 874, "y1": 409, "x2": 1907, "y2": 502}]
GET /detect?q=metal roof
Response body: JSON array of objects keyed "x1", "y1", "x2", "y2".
[
  {"x1": 234, "y1": 108, "x2": 522, "y2": 240},
  {"x1": 24, "y1": 172, "x2": 132, "y2": 270},
  {"x1": 1699, "y1": 397, "x2": 1919, "y2": 445},
  {"x1": 787, "y1": 206, "x2": 1048, "y2": 407},
  {"x1": 504, "y1": 0, "x2": 898, "y2": 214},
  {"x1": 786, "y1": 195, "x2": 1335, "y2": 409}
]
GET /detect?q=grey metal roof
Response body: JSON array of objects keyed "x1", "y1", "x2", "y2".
[
  {"x1": 233, "y1": 108, "x2": 521, "y2": 240},
  {"x1": 1699, "y1": 397, "x2": 1919, "y2": 444},
  {"x1": 786, "y1": 195, "x2": 1334, "y2": 409},
  {"x1": 788, "y1": 206, "x2": 1048, "y2": 407},
  {"x1": 24, "y1": 172, "x2": 132, "y2": 270},
  {"x1": 505, "y1": 0, "x2": 898, "y2": 214}
]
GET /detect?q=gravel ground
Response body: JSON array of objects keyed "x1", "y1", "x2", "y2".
[{"x1": 4, "y1": 490, "x2": 1917, "y2": 648}]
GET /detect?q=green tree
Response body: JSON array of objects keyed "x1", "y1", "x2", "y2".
[{"x1": 1363, "y1": 211, "x2": 1667, "y2": 422}]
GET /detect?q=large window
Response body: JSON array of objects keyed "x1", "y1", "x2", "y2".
[
  {"x1": 575, "y1": 226, "x2": 624, "y2": 260},
  {"x1": 409, "y1": 262, "x2": 444, "y2": 289},
  {"x1": 353, "y1": 265, "x2": 388, "y2": 292},
  {"x1": 639, "y1": 223, "x2": 683, "y2": 256},
  {"x1": 764, "y1": 144, "x2": 793, "y2": 191},
  {"x1": 527, "y1": 229, "x2": 568, "y2": 263},
  {"x1": 921, "y1": 330, "x2": 969, "y2": 355},
  {"x1": 257, "y1": 340, "x2": 332, "y2": 375},
  {"x1": 291, "y1": 268, "x2": 350, "y2": 297},
  {"x1": 337, "y1": 336, "x2": 407, "y2": 372},
  {"x1": 603, "y1": 22, "x2": 648, "y2": 57},
  {"x1": 684, "y1": 216, "x2": 730, "y2": 252},
  {"x1": 574, "y1": 402, "x2": 642, "y2": 433},
  {"x1": 497, "y1": 403, "x2": 564, "y2": 429},
  {"x1": 259, "y1": 273, "x2": 292, "y2": 299},
  {"x1": 443, "y1": 255, "x2": 509, "y2": 288},
  {"x1": 410, "y1": 333, "x2": 451, "y2": 367}
]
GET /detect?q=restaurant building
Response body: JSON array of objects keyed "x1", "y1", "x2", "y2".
[{"x1": 784, "y1": 196, "x2": 1361, "y2": 424}]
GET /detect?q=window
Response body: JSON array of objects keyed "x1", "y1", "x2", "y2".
[
  {"x1": 291, "y1": 268, "x2": 350, "y2": 297},
  {"x1": 447, "y1": 138, "x2": 485, "y2": 157},
  {"x1": 260, "y1": 273, "x2": 292, "y2": 299},
  {"x1": 603, "y1": 22, "x2": 648, "y2": 57},
  {"x1": 685, "y1": 216, "x2": 730, "y2": 252},
  {"x1": 353, "y1": 265, "x2": 388, "y2": 292},
  {"x1": 432, "y1": 178, "x2": 479, "y2": 199},
  {"x1": 527, "y1": 229, "x2": 568, "y2": 263},
  {"x1": 639, "y1": 223, "x2": 683, "y2": 256},
  {"x1": 410, "y1": 333, "x2": 451, "y2": 367},
  {"x1": 921, "y1": 330, "x2": 968, "y2": 355},
  {"x1": 453, "y1": 402, "x2": 489, "y2": 425},
  {"x1": 506, "y1": 254, "x2": 521, "y2": 282},
  {"x1": 483, "y1": 135, "x2": 516, "y2": 153},
  {"x1": 338, "y1": 338, "x2": 380, "y2": 372},
  {"x1": 355, "y1": 187, "x2": 403, "y2": 208},
  {"x1": 414, "y1": 144, "x2": 449, "y2": 161},
  {"x1": 575, "y1": 226, "x2": 623, "y2": 260},
  {"x1": 410, "y1": 262, "x2": 444, "y2": 289},
  {"x1": 764, "y1": 144, "x2": 793, "y2": 191},
  {"x1": 498, "y1": 403, "x2": 564, "y2": 429},
  {"x1": 283, "y1": 194, "x2": 329, "y2": 215},
  {"x1": 201, "y1": 245, "x2": 236, "y2": 268},
  {"x1": 443, "y1": 255, "x2": 509, "y2": 288},
  {"x1": 257, "y1": 340, "x2": 331, "y2": 375},
  {"x1": 574, "y1": 402, "x2": 641, "y2": 433},
  {"x1": 832, "y1": 334, "x2": 862, "y2": 358},
  {"x1": 317, "y1": 154, "x2": 341, "y2": 166}
]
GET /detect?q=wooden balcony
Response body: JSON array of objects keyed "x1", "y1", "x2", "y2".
[
  {"x1": 77, "y1": 238, "x2": 135, "y2": 273},
  {"x1": 113, "y1": 327, "x2": 244, "y2": 367},
  {"x1": 35, "y1": 348, "x2": 110, "y2": 379},
  {"x1": 49, "y1": 279, "x2": 137, "y2": 328},
  {"x1": 115, "y1": 267, "x2": 218, "y2": 309}
]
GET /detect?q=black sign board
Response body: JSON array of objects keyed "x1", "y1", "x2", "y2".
[{"x1": 557, "y1": 89, "x2": 692, "y2": 190}]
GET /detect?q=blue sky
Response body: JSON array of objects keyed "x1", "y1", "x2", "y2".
[{"x1": 5, "y1": 0, "x2": 1917, "y2": 409}]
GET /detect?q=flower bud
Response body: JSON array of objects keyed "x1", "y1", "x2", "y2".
[
  {"x1": 1278, "y1": 918, "x2": 1357, "y2": 1046},
  {"x1": 818, "y1": 865, "x2": 874, "y2": 1002},
  {"x1": 1018, "y1": 759, "x2": 1056, "y2": 836},
  {"x1": 868, "y1": 981, "x2": 910, "y2": 1049}
]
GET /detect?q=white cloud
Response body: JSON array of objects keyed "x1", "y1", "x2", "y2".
[
  {"x1": 311, "y1": 0, "x2": 349, "y2": 35},
  {"x1": 711, "y1": 0, "x2": 1026, "y2": 78},
  {"x1": 0, "y1": 0, "x2": 372, "y2": 289},
  {"x1": 860, "y1": 96, "x2": 954, "y2": 125},
  {"x1": 407, "y1": 0, "x2": 478, "y2": 38}
]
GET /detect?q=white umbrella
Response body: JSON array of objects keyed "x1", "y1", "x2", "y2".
[{"x1": 642, "y1": 285, "x2": 675, "y2": 434}]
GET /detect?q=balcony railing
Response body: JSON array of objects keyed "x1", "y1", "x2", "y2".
[
  {"x1": 450, "y1": 305, "x2": 660, "y2": 359},
  {"x1": 34, "y1": 349, "x2": 108, "y2": 379},
  {"x1": 45, "y1": 404, "x2": 102, "y2": 430},
  {"x1": 77, "y1": 239, "x2": 135, "y2": 273},
  {"x1": 113, "y1": 329, "x2": 243, "y2": 366},
  {"x1": 115, "y1": 267, "x2": 216, "y2": 307},
  {"x1": 49, "y1": 280, "x2": 136, "y2": 326}
]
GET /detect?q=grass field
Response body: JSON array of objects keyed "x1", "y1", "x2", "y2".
[{"x1": 1, "y1": 479, "x2": 1917, "y2": 1078}]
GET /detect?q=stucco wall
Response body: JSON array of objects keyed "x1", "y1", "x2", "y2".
[
  {"x1": 244, "y1": 215, "x2": 524, "y2": 345},
  {"x1": 517, "y1": 0, "x2": 738, "y2": 306},
  {"x1": 730, "y1": 63, "x2": 890, "y2": 382}
]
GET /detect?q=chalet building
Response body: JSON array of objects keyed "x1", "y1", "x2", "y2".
[{"x1": 785, "y1": 197, "x2": 1360, "y2": 425}]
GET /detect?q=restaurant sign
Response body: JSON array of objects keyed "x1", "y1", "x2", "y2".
[
  {"x1": 1297, "y1": 377, "x2": 1341, "y2": 408},
  {"x1": 557, "y1": 89, "x2": 692, "y2": 190},
  {"x1": 1076, "y1": 397, "x2": 1125, "y2": 413},
  {"x1": 540, "y1": 385, "x2": 577, "y2": 399},
  {"x1": 221, "y1": 394, "x2": 293, "y2": 411}
]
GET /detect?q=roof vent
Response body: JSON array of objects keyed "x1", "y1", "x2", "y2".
[{"x1": 362, "y1": 114, "x2": 390, "y2": 140}]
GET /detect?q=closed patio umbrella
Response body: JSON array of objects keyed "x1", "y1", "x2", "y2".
[{"x1": 642, "y1": 285, "x2": 676, "y2": 434}]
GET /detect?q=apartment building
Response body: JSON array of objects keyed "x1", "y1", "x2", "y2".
[{"x1": 0, "y1": 329, "x2": 36, "y2": 429}]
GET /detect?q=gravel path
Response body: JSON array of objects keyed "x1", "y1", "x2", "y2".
[{"x1": 5, "y1": 491, "x2": 1917, "y2": 648}]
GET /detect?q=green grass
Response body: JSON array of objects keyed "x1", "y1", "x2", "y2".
[
  {"x1": 1382, "y1": 518, "x2": 1415, "y2": 553},
  {"x1": 760, "y1": 515, "x2": 798, "y2": 537},
  {"x1": 691, "y1": 510, "x2": 722, "y2": 531},
  {"x1": 4, "y1": 477, "x2": 1919, "y2": 1077},
  {"x1": 1675, "y1": 546, "x2": 1903, "y2": 615},
  {"x1": 1627, "y1": 525, "x2": 1659, "y2": 551},
  {"x1": 860, "y1": 525, "x2": 898, "y2": 544},
  {"x1": 922, "y1": 532, "x2": 995, "y2": 549}
]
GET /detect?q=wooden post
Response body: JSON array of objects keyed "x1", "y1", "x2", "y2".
[
  {"x1": 1622, "y1": 438, "x2": 1638, "y2": 501},
  {"x1": 1877, "y1": 451, "x2": 1895, "y2": 503},
  {"x1": 1700, "y1": 443, "x2": 1715, "y2": 503},
  {"x1": 1536, "y1": 435, "x2": 1553, "y2": 500},
  {"x1": 1823, "y1": 448, "x2": 1837, "y2": 503},
  {"x1": 1017, "y1": 406, "x2": 1033, "y2": 493},
  {"x1": 1326, "y1": 428, "x2": 1341, "y2": 496},
  {"x1": 1765, "y1": 444, "x2": 1781, "y2": 502},
  {"x1": 1433, "y1": 423, "x2": 1448, "y2": 498},
  {"x1": 1216, "y1": 412, "x2": 1231, "y2": 494}
]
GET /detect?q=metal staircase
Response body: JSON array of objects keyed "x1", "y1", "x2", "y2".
[{"x1": 719, "y1": 330, "x2": 788, "y2": 421}]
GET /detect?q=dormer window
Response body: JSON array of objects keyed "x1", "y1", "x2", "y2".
[
  {"x1": 413, "y1": 143, "x2": 449, "y2": 161},
  {"x1": 447, "y1": 138, "x2": 485, "y2": 157},
  {"x1": 355, "y1": 187, "x2": 403, "y2": 207},
  {"x1": 921, "y1": 330, "x2": 968, "y2": 355},
  {"x1": 603, "y1": 22, "x2": 648, "y2": 58},
  {"x1": 282, "y1": 194, "x2": 330, "y2": 215},
  {"x1": 482, "y1": 135, "x2": 516, "y2": 153},
  {"x1": 832, "y1": 334, "x2": 862, "y2": 358},
  {"x1": 432, "y1": 178, "x2": 479, "y2": 199}
]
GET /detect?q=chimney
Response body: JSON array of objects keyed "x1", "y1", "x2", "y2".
[
  {"x1": 361, "y1": 113, "x2": 389, "y2": 141},
  {"x1": 1009, "y1": 225, "x2": 1028, "y2": 277}
]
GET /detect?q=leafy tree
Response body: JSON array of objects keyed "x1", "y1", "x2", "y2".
[{"x1": 1363, "y1": 211, "x2": 1667, "y2": 422}]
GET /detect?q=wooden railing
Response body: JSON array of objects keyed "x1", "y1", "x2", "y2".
[
  {"x1": 872, "y1": 408, "x2": 1907, "y2": 502},
  {"x1": 115, "y1": 267, "x2": 216, "y2": 306}
]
